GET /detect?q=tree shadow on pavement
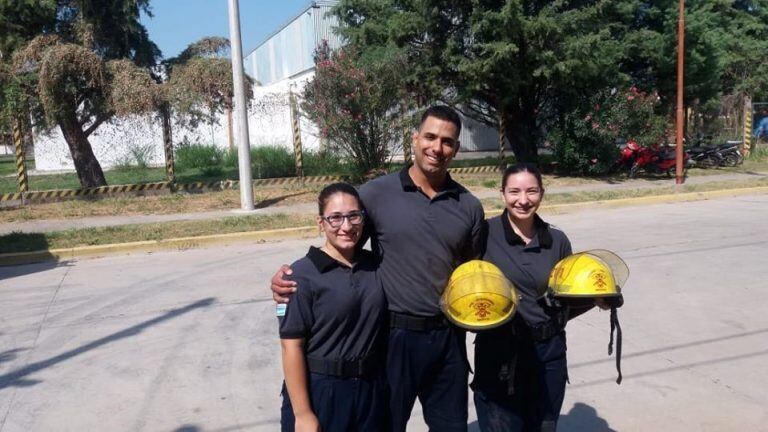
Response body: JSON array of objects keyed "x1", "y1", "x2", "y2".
[
  {"x1": 0, "y1": 259, "x2": 69, "y2": 280},
  {"x1": 0, "y1": 348, "x2": 27, "y2": 365},
  {"x1": 0, "y1": 297, "x2": 216, "y2": 390},
  {"x1": 558, "y1": 402, "x2": 617, "y2": 432}
]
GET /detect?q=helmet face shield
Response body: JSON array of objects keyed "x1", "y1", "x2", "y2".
[
  {"x1": 585, "y1": 249, "x2": 629, "y2": 289},
  {"x1": 441, "y1": 260, "x2": 519, "y2": 330}
]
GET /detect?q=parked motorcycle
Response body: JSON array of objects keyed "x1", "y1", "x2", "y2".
[
  {"x1": 611, "y1": 139, "x2": 640, "y2": 173},
  {"x1": 716, "y1": 141, "x2": 744, "y2": 167},
  {"x1": 628, "y1": 144, "x2": 692, "y2": 178},
  {"x1": 686, "y1": 145, "x2": 723, "y2": 168}
]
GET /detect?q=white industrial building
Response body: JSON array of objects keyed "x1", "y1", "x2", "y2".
[{"x1": 32, "y1": 0, "x2": 499, "y2": 172}]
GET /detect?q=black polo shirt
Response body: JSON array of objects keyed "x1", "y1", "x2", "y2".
[
  {"x1": 278, "y1": 247, "x2": 387, "y2": 362},
  {"x1": 482, "y1": 211, "x2": 572, "y2": 326},
  {"x1": 359, "y1": 167, "x2": 485, "y2": 316}
]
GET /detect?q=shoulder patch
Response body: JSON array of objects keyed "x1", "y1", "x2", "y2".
[{"x1": 275, "y1": 303, "x2": 287, "y2": 317}]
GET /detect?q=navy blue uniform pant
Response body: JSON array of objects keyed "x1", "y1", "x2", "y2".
[
  {"x1": 474, "y1": 332, "x2": 568, "y2": 432},
  {"x1": 280, "y1": 372, "x2": 386, "y2": 432},
  {"x1": 387, "y1": 326, "x2": 469, "y2": 432}
]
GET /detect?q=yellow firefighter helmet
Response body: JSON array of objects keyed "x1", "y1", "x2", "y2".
[
  {"x1": 441, "y1": 260, "x2": 519, "y2": 331},
  {"x1": 547, "y1": 249, "x2": 628, "y2": 300},
  {"x1": 547, "y1": 249, "x2": 630, "y2": 385}
]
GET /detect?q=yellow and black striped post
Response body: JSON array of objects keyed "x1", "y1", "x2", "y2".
[
  {"x1": 288, "y1": 89, "x2": 304, "y2": 178},
  {"x1": 498, "y1": 109, "x2": 507, "y2": 170},
  {"x1": 12, "y1": 119, "x2": 29, "y2": 194},
  {"x1": 161, "y1": 106, "x2": 176, "y2": 190},
  {"x1": 743, "y1": 96, "x2": 753, "y2": 158}
]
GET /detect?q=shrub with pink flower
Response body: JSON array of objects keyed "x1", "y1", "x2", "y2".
[
  {"x1": 552, "y1": 87, "x2": 669, "y2": 174},
  {"x1": 302, "y1": 41, "x2": 408, "y2": 180}
]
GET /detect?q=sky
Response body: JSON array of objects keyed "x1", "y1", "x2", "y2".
[{"x1": 140, "y1": 0, "x2": 313, "y2": 59}]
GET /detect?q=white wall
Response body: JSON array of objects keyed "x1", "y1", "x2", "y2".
[{"x1": 32, "y1": 73, "x2": 320, "y2": 172}]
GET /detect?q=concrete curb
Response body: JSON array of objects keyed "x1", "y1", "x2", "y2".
[
  {"x1": 0, "y1": 226, "x2": 318, "y2": 266},
  {"x1": 2, "y1": 186, "x2": 767, "y2": 266},
  {"x1": 484, "y1": 185, "x2": 768, "y2": 217}
]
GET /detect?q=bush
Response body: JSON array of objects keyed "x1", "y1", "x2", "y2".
[
  {"x1": 302, "y1": 43, "x2": 407, "y2": 180},
  {"x1": 175, "y1": 143, "x2": 224, "y2": 170},
  {"x1": 552, "y1": 87, "x2": 669, "y2": 175},
  {"x1": 251, "y1": 145, "x2": 295, "y2": 179},
  {"x1": 176, "y1": 143, "x2": 351, "y2": 179},
  {"x1": 304, "y1": 151, "x2": 350, "y2": 176},
  {"x1": 551, "y1": 119, "x2": 618, "y2": 175}
]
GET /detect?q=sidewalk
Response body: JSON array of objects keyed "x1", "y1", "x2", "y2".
[{"x1": 2, "y1": 171, "x2": 766, "y2": 235}]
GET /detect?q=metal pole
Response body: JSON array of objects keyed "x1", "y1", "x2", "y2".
[
  {"x1": 228, "y1": 0, "x2": 254, "y2": 210},
  {"x1": 674, "y1": 0, "x2": 685, "y2": 184}
]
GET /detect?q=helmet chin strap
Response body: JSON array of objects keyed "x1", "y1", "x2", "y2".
[{"x1": 608, "y1": 307, "x2": 623, "y2": 384}]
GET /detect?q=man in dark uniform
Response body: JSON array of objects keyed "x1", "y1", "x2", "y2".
[{"x1": 272, "y1": 106, "x2": 485, "y2": 432}]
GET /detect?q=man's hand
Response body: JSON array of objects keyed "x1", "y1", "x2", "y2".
[
  {"x1": 272, "y1": 264, "x2": 297, "y2": 303},
  {"x1": 595, "y1": 298, "x2": 611, "y2": 310}
]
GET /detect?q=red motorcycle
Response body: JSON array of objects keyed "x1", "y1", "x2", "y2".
[
  {"x1": 628, "y1": 143, "x2": 692, "y2": 178},
  {"x1": 612, "y1": 140, "x2": 641, "y2": 173}
]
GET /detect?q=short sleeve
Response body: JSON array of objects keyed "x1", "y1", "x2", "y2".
[
  {"x1": 462, "y1": 199, "x2": 486, "y2": 261},
  {"x1": 278, "y1": 275, "x2": 314, "y2": 339}
]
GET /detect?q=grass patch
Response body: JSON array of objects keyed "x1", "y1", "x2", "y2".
[
  {"x1": 0, "y1": 186, "x2": 320, "y2": 223},
  {"x1": 0, "y1": 145, "x2": 353, "y2": 194},
  {"x1": 480, "y1": 177, "x2": 768, "y2": 210},
  {"x1": 0, "y1": 213, "x2": 316, "y2": 253},
  {"x1": 0, "y1": 156, "x2": 17, "y2": 177}
]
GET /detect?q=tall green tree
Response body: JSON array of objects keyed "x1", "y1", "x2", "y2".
[
  {"x1": 622, "y1": 0, "x2": 768, "y2": 131},
  {"x1": 0, "y1": 0, "x2": 56, "y2": 140},
  {"x1": 334, "y1": 0, "x2": 768, "y2": 163},
  {"x1": 334, "y1": 0, "x2": 634, "y2": 163},
  {"x1": 6, "y1": 0, "x2": 160, "y2": 187}
]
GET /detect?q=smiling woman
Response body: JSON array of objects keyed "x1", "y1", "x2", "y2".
[
  {"x1": 277, "y1": 182, "x2": 388, "y2": 432},
  {"x1": 472, "y1": 163, "x2": 589, "y2": 432}
]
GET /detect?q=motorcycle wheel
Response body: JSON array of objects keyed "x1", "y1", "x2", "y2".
[
  {"x1": 697, "y1": 156, "x2": 717, "y2": 169},
  {"x1": 629, "y1": 163, "x2": 640, "y2": 178},
  {"x1": 722, "y1": 153, "x2": 743, "y2": 167}
]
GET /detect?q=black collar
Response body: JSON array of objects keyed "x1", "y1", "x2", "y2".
[
  {"x1": 501, "y1": 210, "x2": 553, "y2": 248},
  {"x1": 307, "y1": 246, "x2": 344, "y2": 272},
  {"x1": 398, "y1": 165, "x2": 460, "y2": 196}
]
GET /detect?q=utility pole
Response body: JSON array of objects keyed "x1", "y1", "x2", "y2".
[
  {"x1": 674, "y1": 0, "x2": 685, "y2": 185},
  {"x1": 228, "y1": 0, "x2": 254, "y2": 210}
]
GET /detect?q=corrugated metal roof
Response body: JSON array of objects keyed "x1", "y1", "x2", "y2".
[{"x1": 244, "y1": 1, "x2": 340, "y2": 85}]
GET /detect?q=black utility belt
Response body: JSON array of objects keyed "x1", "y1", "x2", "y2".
[
  {"x1": 526, "y1": 320, "x2": 564, "y2": 342},
  {"x1": 306, "y1": 355, "x2": 378, "y2": 379},
  {"x1": 389, "y1": 311, "x2": 450, "y2": 332}
]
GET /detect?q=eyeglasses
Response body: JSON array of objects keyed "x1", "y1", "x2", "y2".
[{"x1": 321, "y1": 211, "x2": 365, "y2": 228}]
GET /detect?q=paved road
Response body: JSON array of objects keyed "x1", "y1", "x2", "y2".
[{"x1": 1, "y1": 194, "x2": 767, "y2": 431}]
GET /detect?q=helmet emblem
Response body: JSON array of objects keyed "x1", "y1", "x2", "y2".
[
  {"x1": 470, "y1": 298, "x2": 494, "y2": 320},
  {"x1": 591, "y1": 271, "x2": 608, "y2": 290}
]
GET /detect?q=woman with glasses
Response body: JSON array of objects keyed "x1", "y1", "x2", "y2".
[{"x1": 278, "y1": 182, "x2": 387, "y2": 432}]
